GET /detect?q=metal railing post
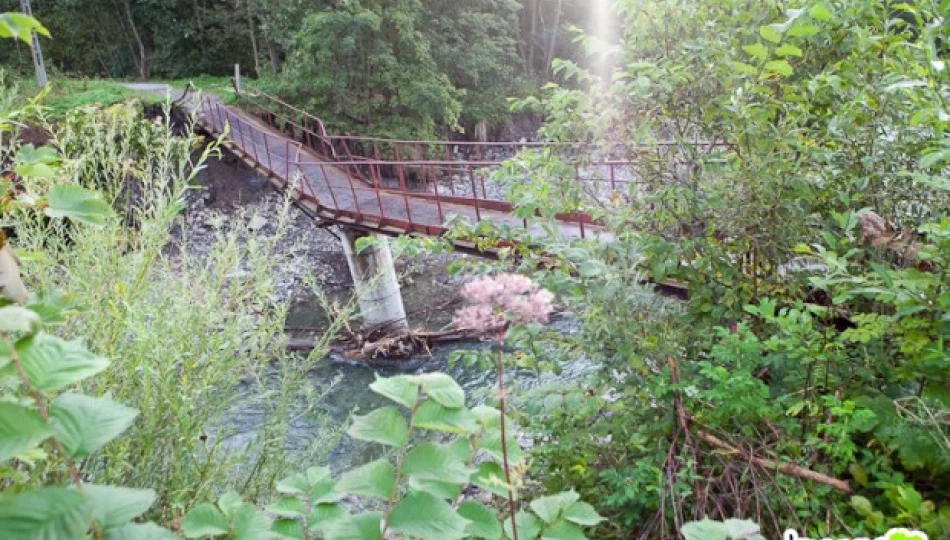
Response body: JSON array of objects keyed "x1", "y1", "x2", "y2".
[
  {"x1": 394, "y1": 145, "x2": 407, "y2": 192},
  {"x1": 444, "y1": 145, "x2": 456, "y2": 196},
  {"x1": 262, "y1": 132, "x2": 272, "y2": 174},
  {"x1": 318, "y1": 164, "x2": 341, "y2": 212}
]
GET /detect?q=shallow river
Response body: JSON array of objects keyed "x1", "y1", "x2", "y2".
[{"x1": 222, "y1": 272, "x2": 593, "y2": 474}]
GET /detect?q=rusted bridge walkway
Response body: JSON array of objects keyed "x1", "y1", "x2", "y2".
[{"x1": 194, "y1": 92, "x2": 679, "y2": 249}]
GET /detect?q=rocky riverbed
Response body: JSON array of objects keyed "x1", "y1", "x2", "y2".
[{"x1": 171, "y1": 148, "x2": 474, "y2": 333}]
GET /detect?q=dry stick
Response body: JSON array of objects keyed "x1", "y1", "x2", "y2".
[
  {"x1": 666, "y1": 356, "x2": 853, "y2": 495},
  {"x1": 6, "y1": 338, "x2": 104, "y2": 540},
  {"x1": 495, "y1": 331, "x2": 519, "y2": 540},
  {"x1": 694, "y1": 419, "x2": 853, "y2": 494},
  {"x1": 666, "y1": 356, "x2": 702, "y2": 517}
]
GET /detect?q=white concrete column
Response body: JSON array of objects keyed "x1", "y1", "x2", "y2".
[{"x1": 340, "y1": 229, "x2": 409, "y2": 333}]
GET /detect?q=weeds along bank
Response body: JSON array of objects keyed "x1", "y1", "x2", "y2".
[{"x1": 4, "y1": 96, "x2": 344, "y2": 520}]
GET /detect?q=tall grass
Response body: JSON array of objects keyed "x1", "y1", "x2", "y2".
[{"x1": 12, "y1": 101, "x2": 345, "y2": 523}]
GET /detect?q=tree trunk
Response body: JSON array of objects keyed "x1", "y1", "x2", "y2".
[
  {"x1": 122, "y1": 0, "x2": 148, "y2": 80},
  {"x1": 0, "y1": 243, "x2": 29, "y2": 304},
  {"x1": 245, "y1": 0, "x2": 261, "y2": 76},
  {"x1": 526, "y1": 0, "x2": 538, "y2": 76},
  {"x1": 266, "y1": 39, "x2": 281, "y2": 74},
  {"x1": 544, "y1": 0, "x2": 563, "y2": 73},
  {"x1": 18, "y1": 0, "x2": 47, "y2": 88}
]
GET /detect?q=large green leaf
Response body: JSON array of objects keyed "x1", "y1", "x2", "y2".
[
  {"x1": 323, "y1": 511, "x2": 382, "y2": 540},
  {"x1": 335, "y1": 458, "x2": 394, "y2": 499},
  {"x1": 276, "y1": 472, "x2": 310, "y2": 495},
  {"x1": 503, "y1": 511, "x2": 542, "y2": 540},
  {"x1": 83, "y1": 484, "x2": 155, "y2": 530},
  {"x1": 0, "y1": 401, "x2": 51, "y2": 462},
  {"x1": 0, "y1": 13, "x2": 50, "y2": 43},
  {"x1": 276, "y1": 466, "x2": 330, "y2": 495},
  {"x1": 369, "y1": 375, "x2": 418, "y2": 409},
  {"x1": 409, "y1": 373, "x2": 465, "y2": 408},
  {"x1": 217, "y1": 491, "x2": 245, "y2": 518},
  {"x1": 4, "y1": 333, "x2": 108, "y2": 391},
  {"x1": 471, "y1": 462, "x2": 511, "y2": 498},
  {"x1": 540, "y1": 519, "x2": 586, "y2": 540},
  {"x1": 764, "y1": 60, "x2": 793, "y2": 77},
  {"x1": 271, "y1": 518, "x2": 305, "y2": 540},
  {"x1": 14, "y1": 145, "x2": 59, "y2": 180},
  {"x1": 480, "y1": 430, "x2": 526, "y2": 465},
  {"x1": 387, "y1": 491, "x2": 470, "y2": 539},
  {"x1": 445, "y1": 436, "x2": 473, "y2": 462},
  {"x1": 230, "y1": 502, "x2": 271, "y2": 540},
  {"x1": 529, "y1": 491, "x2": 579, "y2": 524},
  {"x1": 104, "y1": 522, "x2": 177, "y2": 540},
  {"x1": 680, "y1": 518, "x2": 729, "y2": 540},
  {"x1": 348, "y1": 407, "x2": 408, "y2": 447},
  {"x1": 180, "y1": 503, "x2": 229, "y2": 538},
  {"x1": 266, "y1": 496, "x2": 307, "y2": 518},
  {"x1": 44, "y1": 184, "x2": 114, "y2": 226},
  {"x1": 411, "y1": 401, "x2": 478, "y2": 434},
  {"x1": 306, "y1": 466, "x2": 332, "y2": 485},
  {"x1": 722, "y1": 519, "x2": 764, "y2": 540},
  {"x1": 51, "y1": 392, "x2": 138, "y2": 459},
  {"x1": 402, "y1": 442, "x2": 470, "y2": 499},
  {"x1": 309, "y1": 477, "x2": 342, "y2": 505},
  {"x1": 403, "y1": 442, "x2": 471, "y2": 484},
  {"x1": 561, "y1": 502, "x2": 603, "y2": 527},
  {"x1": 457, "y1": 501, "x2": 502, "y2": 540},
  {"x1": 307, "y1": 503, "x2": 348, "y2": 533},
  {"x1": 0, "y1": 487, "x2": 93, "y2": 540}
]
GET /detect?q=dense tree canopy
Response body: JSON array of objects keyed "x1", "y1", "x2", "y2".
[{"x1": 0, "y1": 0, "x2": 592, "y2": 138}]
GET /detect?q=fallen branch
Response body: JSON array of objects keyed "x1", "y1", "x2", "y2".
[
  {"x1": 691, "y1": 430, "x2": 852, "y2": 494},
  {"x1": 666, "y1": 357, "x2": 853, "y2": 494},
  {"x1": 286, "y1": 329, "x2": 485, "y2": 356}
]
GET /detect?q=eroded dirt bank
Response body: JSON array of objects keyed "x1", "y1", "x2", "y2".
[{"x1": 173, "y1": 147, "x2": 472, "y2": 333}]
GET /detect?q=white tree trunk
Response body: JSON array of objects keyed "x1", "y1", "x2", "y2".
[
  {"x1": 0, "y1": 244, "x2": 29, "y2": 303},
  {"x1": 19, "y1": 0, "x2": 47, "y2": 88}
]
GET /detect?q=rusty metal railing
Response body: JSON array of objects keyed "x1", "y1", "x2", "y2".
[{"x1": 197, "y1": 95, "x2": 725, "y2": 242}]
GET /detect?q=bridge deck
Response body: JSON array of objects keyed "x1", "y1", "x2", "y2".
[{"x1": 195, "y1": 97, "x2": 608, "y2": 245}]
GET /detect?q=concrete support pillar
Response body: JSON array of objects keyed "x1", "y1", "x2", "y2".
[{"x1": 340, "y1": 229, "x2": 409, "y2": 333}]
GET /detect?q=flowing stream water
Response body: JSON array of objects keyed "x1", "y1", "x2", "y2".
[{"x1": 220, "y1": 260, "x2": 593, "y2": 475}]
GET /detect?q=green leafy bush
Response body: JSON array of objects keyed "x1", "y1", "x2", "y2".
[{"x1": 484, "y1": 0, "x2": 950, "y2": 538}]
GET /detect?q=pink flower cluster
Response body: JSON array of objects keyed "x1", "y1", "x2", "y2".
[{"x1": 453, "y1": 274, "x2": 555, "y2": 333}]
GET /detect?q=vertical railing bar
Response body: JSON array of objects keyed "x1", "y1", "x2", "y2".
[
  {"x1": 318, "y1": 163, "x2": 341, "y2": 212},
  {"x1": 372, "y1": 143, "x2": 382, "y2": 188},
  {"x1": 285, "y1": 140, "x2": 291, "y2": 181},
  {"x1": 250, "y1": 119, "x2": 260, "y2": 163},
  {"x1": 262, "y1": 132, "x2": 272, "y2": 175},
  {"x1": 375, "y1": 176, "x2": 386, "y2": 221},
  {"x1": 432, "y1": 164, "x2": 444, "y2": 225},
  {"x1": 444, "y1": 145, "x2": 456, "y2": 196},
  {"x1": 394, "y1": 145, "x2": 407, "y2": 192},
  {"x1": 347, "y1": 163, "x2": 364, "y2": 218},
  {"x1": 234, "y1": 112, "x2": 247, "y2": 155}
]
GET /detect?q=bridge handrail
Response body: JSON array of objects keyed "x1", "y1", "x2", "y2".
[
  {"x1": 196, "y1": 96, "x2": 729, "y2": 242},
  {"x1": 242, "y1": 91, "x2": 330, "y2": 138}
]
